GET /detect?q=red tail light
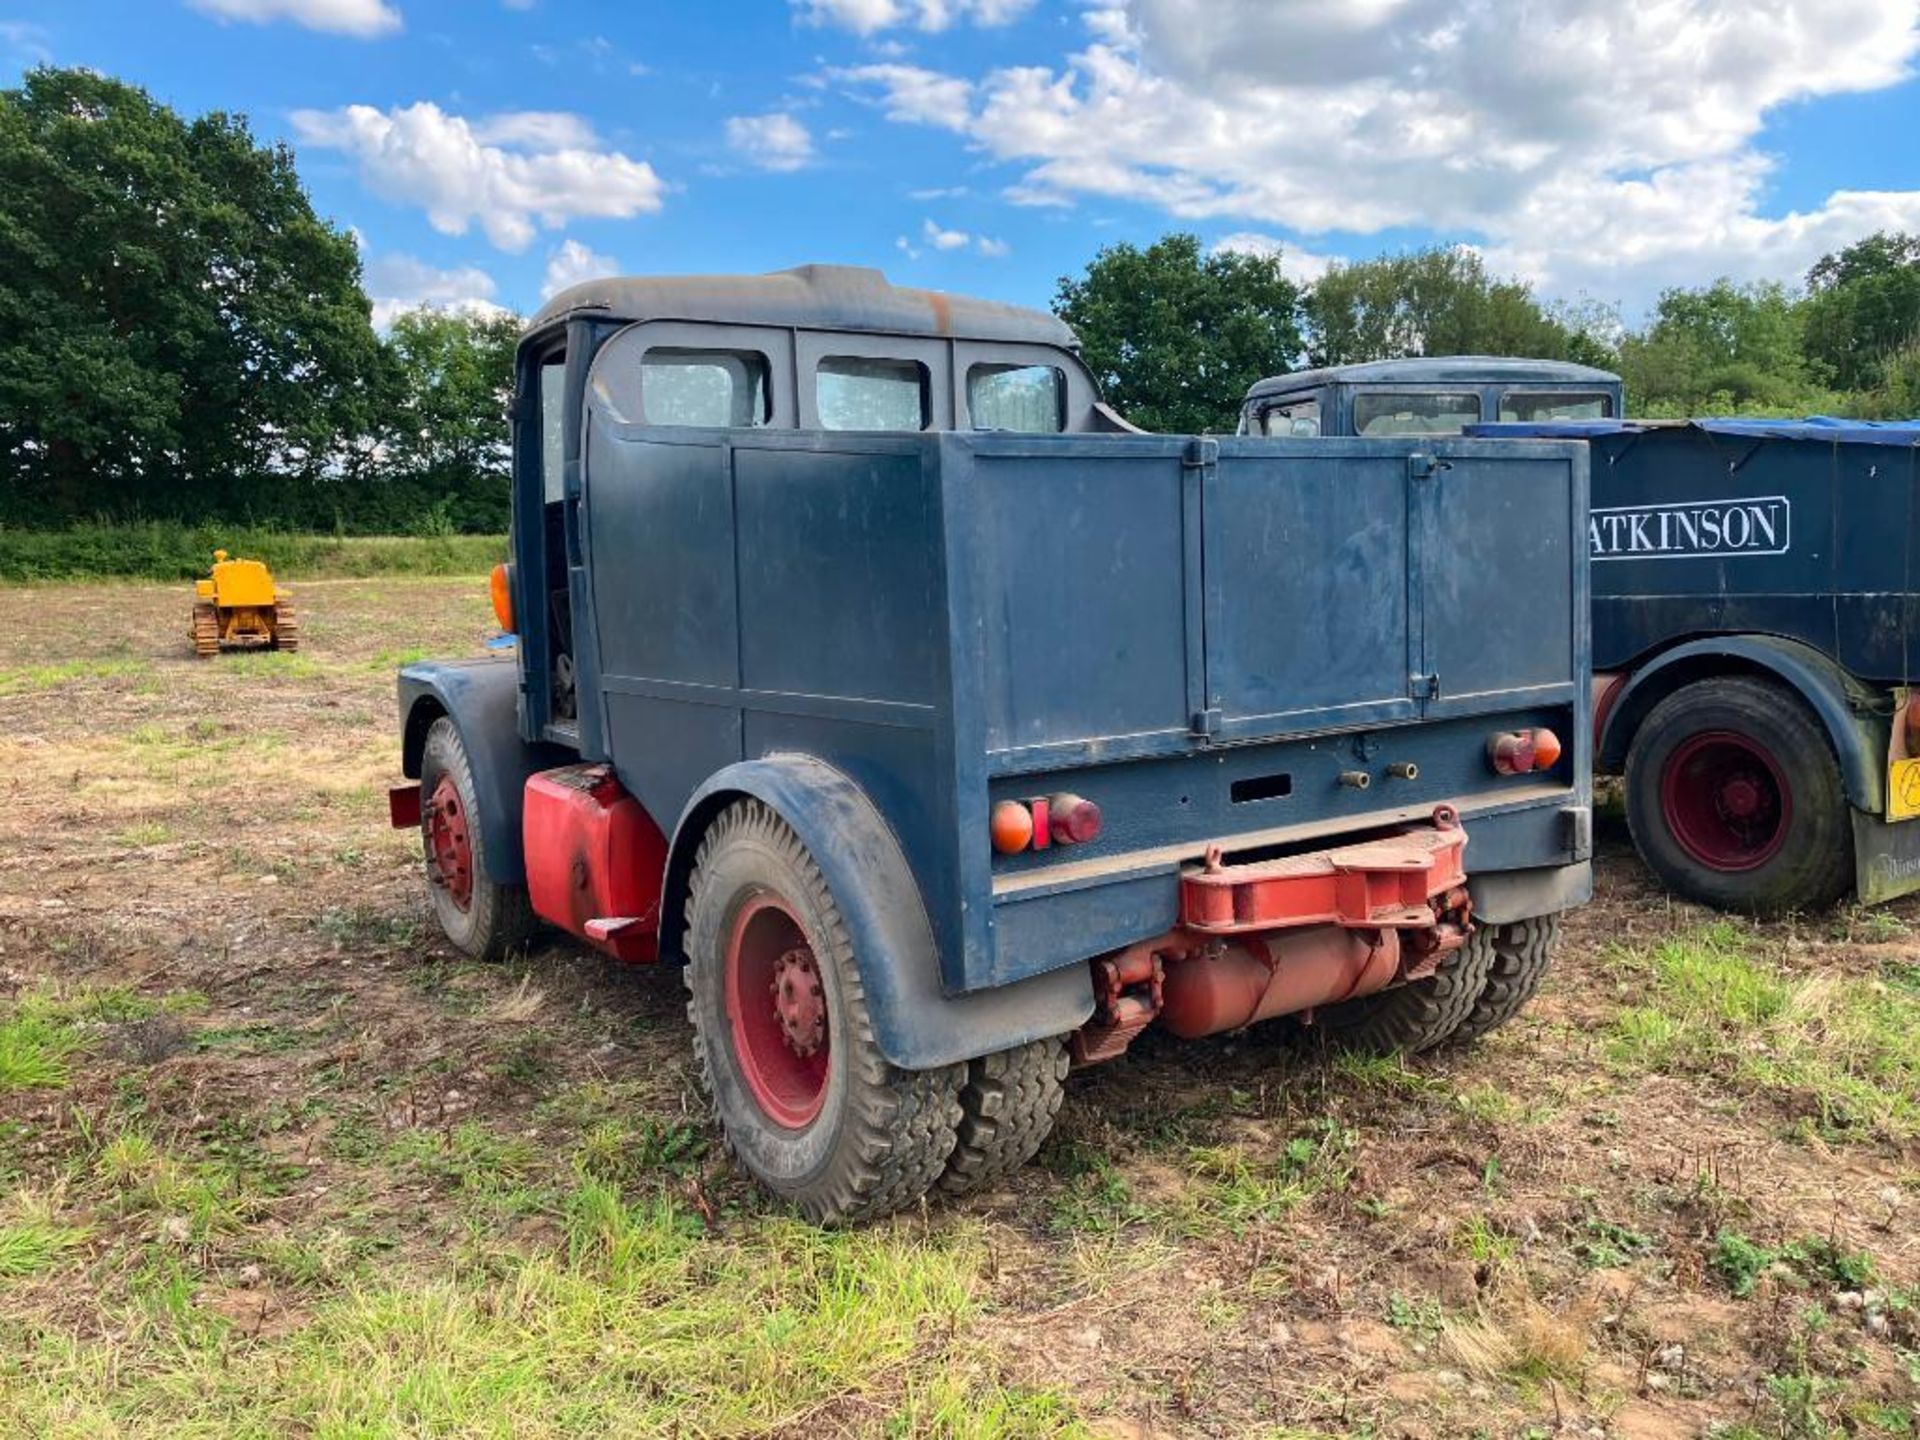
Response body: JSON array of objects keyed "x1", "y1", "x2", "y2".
[
  {"x1": 991, "y1": 794, "x2": 1102, "y2": 853},
  {"x1": 1489, "y1": 728, "x2": 1563, "y2": 775}
]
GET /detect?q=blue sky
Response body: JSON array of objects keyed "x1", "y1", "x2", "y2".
[{"x1": 5, "y1": 1, "x2": 1920, "y2": 326}]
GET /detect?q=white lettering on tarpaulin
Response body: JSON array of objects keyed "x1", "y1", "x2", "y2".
[{"x1": 1588, "y1": 496, "x2": 1791, "y2": 562}]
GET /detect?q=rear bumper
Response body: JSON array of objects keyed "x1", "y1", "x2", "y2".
[{"x1": 983, "y1": 790, "x2": 1588, "y2": 989}]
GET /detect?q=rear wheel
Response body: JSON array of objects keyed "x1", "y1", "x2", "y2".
[
  {"x1": 684, "y1": 800, "x2": 963, "y2": 1223},
  {"x1": 939, "y1": 1037, "x2": 1069, "y2": 1196},
  {"x1": 417, "y1": 717, "x2": 536, "y2": 961},
  {"x1": 1316, "y1": 925, "x2": 1496, "y2": 1054},
  {"x1": 1625, "y1": 677, "x2": 1851, "y2": 914},
  {"x1": 1446, "y1": 915, "x2": 1559, "y2": 1047}
]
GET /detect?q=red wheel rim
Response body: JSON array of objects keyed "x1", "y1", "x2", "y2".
[
  {"x1": 425, "y1": 774, "x2": 475, "y2": 912},
  {"x1": 725, "y1": 893, "x2": 830, "y2": 1130},
  {"x1": 1659, "y1": 729, "x2": 1791, "y2": 872}
]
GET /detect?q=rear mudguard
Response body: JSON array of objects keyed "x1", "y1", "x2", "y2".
[
  {"x1": 397, "y1": 658, "x2": 570, "y2": 885},
  {"x1": 1597, "y1": 635, "x2": 1887, "y2": 814},
  {"x1": 666, "y1": 755, "x2": 1096, "y2": 1072}
]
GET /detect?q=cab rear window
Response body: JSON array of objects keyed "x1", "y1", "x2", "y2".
[
  {"x1": 816, "y1": 356, "x2": 929, "y2": 431},
  {"x1": 1354, "y1": 392, "x2": 1482, "y2": 436},
  {"x1": 640, "y1": 348, "x2": 771, "y2": 428},
  {"x1": 1499, "y1": 390, "x2": 1613, "y2": 422}
]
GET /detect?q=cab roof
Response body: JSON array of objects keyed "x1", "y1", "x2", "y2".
[
  {"x1": 1244, "y1": 356, "x2": 1620, "y2": 402},
  {"x1": 528, "y1": 263, "x2": 1081, "y2": 350}
]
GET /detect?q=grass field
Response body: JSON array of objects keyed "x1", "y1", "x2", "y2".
[
  {"x1": 0, "y1": 523, "x2": 506, "y2": 583},
  {"x1": 0, "y1": 576, "x2": 1916, "y2": 1438}
]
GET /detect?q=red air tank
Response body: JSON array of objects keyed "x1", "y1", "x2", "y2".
[{"x1": 523, "y1": 765, "x2": 667, "y2": 963}]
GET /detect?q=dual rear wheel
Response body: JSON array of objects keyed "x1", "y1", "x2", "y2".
[{"x1": 683, "y1": 800, "x2": 1066, "y2": 1223}]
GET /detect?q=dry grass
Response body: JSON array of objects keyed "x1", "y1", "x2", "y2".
[{"x1": 0, "y1": 578, "x2": 1917, "y2": 1438}]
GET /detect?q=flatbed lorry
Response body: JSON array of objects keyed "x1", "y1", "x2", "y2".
[{"x1": 391, "y1": 269, "x2": 1592, "y2": 1220}]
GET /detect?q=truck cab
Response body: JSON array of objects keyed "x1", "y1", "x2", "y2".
[
  {"x1": 1239, "y1": 357, "x2": 1623, "y2": 440},
  {"x1": 392, "y1": 268, "x2": 1593, "y2": 1222}
]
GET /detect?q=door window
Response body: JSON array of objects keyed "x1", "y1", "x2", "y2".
[
  {"x1": 539, "y1": 356, "x2": 567, "y2": 503},
  {"x1": 1261, "y1": 398, "x2": 1322, "y2": 437}
]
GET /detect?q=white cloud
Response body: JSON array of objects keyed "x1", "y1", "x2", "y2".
[
  {"x1": 0, "y1": 21, "x2": 52, "y2": 63},
  {"x1": 1211, "y1": 233, "x2": 1339, "y2": 286},
  {"x1": 187, "y1": 0, "x2": 401, "y2": 37},
  {"x1": 362, "y1": 253, "x2": 511, "y2": 330},
  {"x1": 795, "y1": 0, "x2": 1033, "y2": 35},
  {"x1": 542, "y1": 239, "x2": 621, "y2": 299},
  {"x1": 291, "y1": 102, "x2": 664, "y2": 252},
  {"x1": 843, "y1": 0, "x2": 1920, "y2": 311},
  {"x1": 725, "y1": 111, "x2": 816, "y2": 171},
  {"x1": 896, "y1": 217, "x2": 1009, "y2": 259}
]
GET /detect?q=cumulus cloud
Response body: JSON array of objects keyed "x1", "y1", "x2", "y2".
[
  {"x1": 542, "y1": 239, "x2": 621, "y2": 299},
  {"x1": 361, "y1": 253, "x2": 510, "y2": 330},
  {"x1": 794, "y1": 0, "x2": 1033, "y2": 35},
  {"x1": 187, "y1": 0, "x2": 401, "y2": 37},
  {"x1": 841, "y1": 0, "x2": 1920, "y2": 309},
  {"x1": 291, "y1": 102, "x2": 664, "y2": 251},
  {"x1": 896, "y1": 217, "x2": 1008, "y2": 259},
  {"x1": 1211, "y1": 233, "x2": 1339, "y2": 286},
  {"x1": 725, "y1": 111, "x2": 816, "y2": 171}
]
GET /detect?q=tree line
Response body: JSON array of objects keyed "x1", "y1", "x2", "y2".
[{"x1": 4, "y1": 67, "x2": 1919, "y2": 534}]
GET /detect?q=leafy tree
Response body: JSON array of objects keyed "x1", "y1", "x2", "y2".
[
  {"x1": 1054, "y1": 233, "x2": 1304, "y2": 433},
  {"x1": 381, "y1": 308, "x2": 520, "y2": 515},
  {"x1": 0, "y1": 67, "x2": 382, "y2": 523},
  {"x1": 1802, "y1": 231, "x2": 1920, "y2": 392},
  {"x1": 1615, "y1": 279, "x2": 1820, "y2": 414},
  {"x1": 1302, "y1": 247, "x2": 1606, "y2": 368}
]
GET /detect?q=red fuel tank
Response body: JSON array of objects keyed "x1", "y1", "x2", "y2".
[{"x1": 523, "y1": 765, "x2": 668, "y2": 963}]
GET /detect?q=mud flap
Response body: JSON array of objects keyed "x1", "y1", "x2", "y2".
[{"x1": 1850, "y1": 809, "x2": 1920, "y2": 904}]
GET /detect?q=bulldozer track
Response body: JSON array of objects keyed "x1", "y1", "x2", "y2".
[
  {"x1": 273, "y1": 600, "x2": 300, "y2": 653},
  {"x1": 191, "y1": 602, "x2": 220, "y2": 659}
]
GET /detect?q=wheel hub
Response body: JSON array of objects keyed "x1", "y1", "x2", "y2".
[
  {"x1": 725, "y1": 894, "x2": 831, "y2": 1129},
  {"x1": 424, "y1": 775, "x2": 474, "y2": 912},
  {"x1": 1660, "y1": 730, "x2": 1790, "y2": 873},
  {"x1": 771, "y1": 947, "x2": 826, "y2": 1057}
]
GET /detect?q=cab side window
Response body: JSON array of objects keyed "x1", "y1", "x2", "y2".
[
  {"x1": 967, "y1": 363, "x2": 1064, "y2": 432},
  {"x1": 539, "y1": 356, "x2": 567, "y2": 503}
]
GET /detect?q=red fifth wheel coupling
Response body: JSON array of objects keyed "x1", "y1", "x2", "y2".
[{"x1": 1073, "y1": 806, "x2": 1472, "y2": 1058}]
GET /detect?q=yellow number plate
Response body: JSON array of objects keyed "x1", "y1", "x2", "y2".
[{"x1": 1889, "y1": 757, "x2": 1920, "y2": 820}]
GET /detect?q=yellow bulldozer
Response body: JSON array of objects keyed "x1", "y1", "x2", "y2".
[{"x1": 190, "y1": 551, "x2": 299, "y2": 657}]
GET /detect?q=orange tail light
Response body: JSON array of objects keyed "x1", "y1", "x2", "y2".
[{"x1": 490, "y1": 562, "x2": 514, "y2": 633}]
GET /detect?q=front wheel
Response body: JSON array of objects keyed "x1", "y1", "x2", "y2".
[
  {"x1": 417, "y1": 717, "x2": 536, "y2": 961},
  {"x1": 684, "y1": 800, "x2": 964, "y2": 1223},
  {"x1": 1624, "y1": 677, "x2": 1852, "y2": 914}
]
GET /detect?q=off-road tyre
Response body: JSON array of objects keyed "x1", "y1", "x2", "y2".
[
  {"x1": 1315, "y1": 924, "x2": 1497, "y2": 1054},
  {"x1": 938, "y1": 1037, "x2": 1069, "y2": 1196},
  {"x1": 418, "y1": 716, "x2": 536, "y2": 962},
  {"x1": 1445, "y1": 915, "x2": 1559, "y2": 1047},
  {"x1": 684, "y1": 800, "x2": 964, "y2": 1224},
  {"x1": 1625, "y1": 676, "x2": 1852, "y2": 915}
]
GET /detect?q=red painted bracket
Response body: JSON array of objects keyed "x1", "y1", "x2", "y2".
[
  {"x1": 388, "y1": 783, "x2": 422, "y2": 829},
  {"x1": 584, "y1": 916, "x2": 655, "y2": 964},
  {"x1": 1180, "y1": 813, "x2": 1468, "y2": 934}
]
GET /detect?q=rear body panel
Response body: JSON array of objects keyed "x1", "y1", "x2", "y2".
[{"x1": 576, "y1": 414, "x2": 1590, "y2": 995}]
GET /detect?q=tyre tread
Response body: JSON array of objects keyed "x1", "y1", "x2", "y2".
[{"x1": 938, "y1": 1038, "x2": 1068, "y2": 1196}]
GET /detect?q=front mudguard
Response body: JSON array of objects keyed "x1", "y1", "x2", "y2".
[
  {"x1": 668, "y1": 755, "x2": 1096, "y2": 1071},
  {"x1": 397, "y1": 657, "x2": 569, "y2": 885}
]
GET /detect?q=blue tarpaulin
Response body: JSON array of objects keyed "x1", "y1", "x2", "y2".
[{"x1": 1469, "y1": 416, "x2": 1920, "y2": 447}]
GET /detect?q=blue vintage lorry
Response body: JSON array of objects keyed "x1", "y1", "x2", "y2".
[
  {"x1": 389, "y1": 268, "x2": 1593, "y2": 1221},
  {"x1": 1242, "y1": 359, "x2": 1920, "y2": 914}
]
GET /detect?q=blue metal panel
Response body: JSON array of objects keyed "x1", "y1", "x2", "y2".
[{"x1": 1204, "y1": 441, "x2": 1420, "y2": 737}]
